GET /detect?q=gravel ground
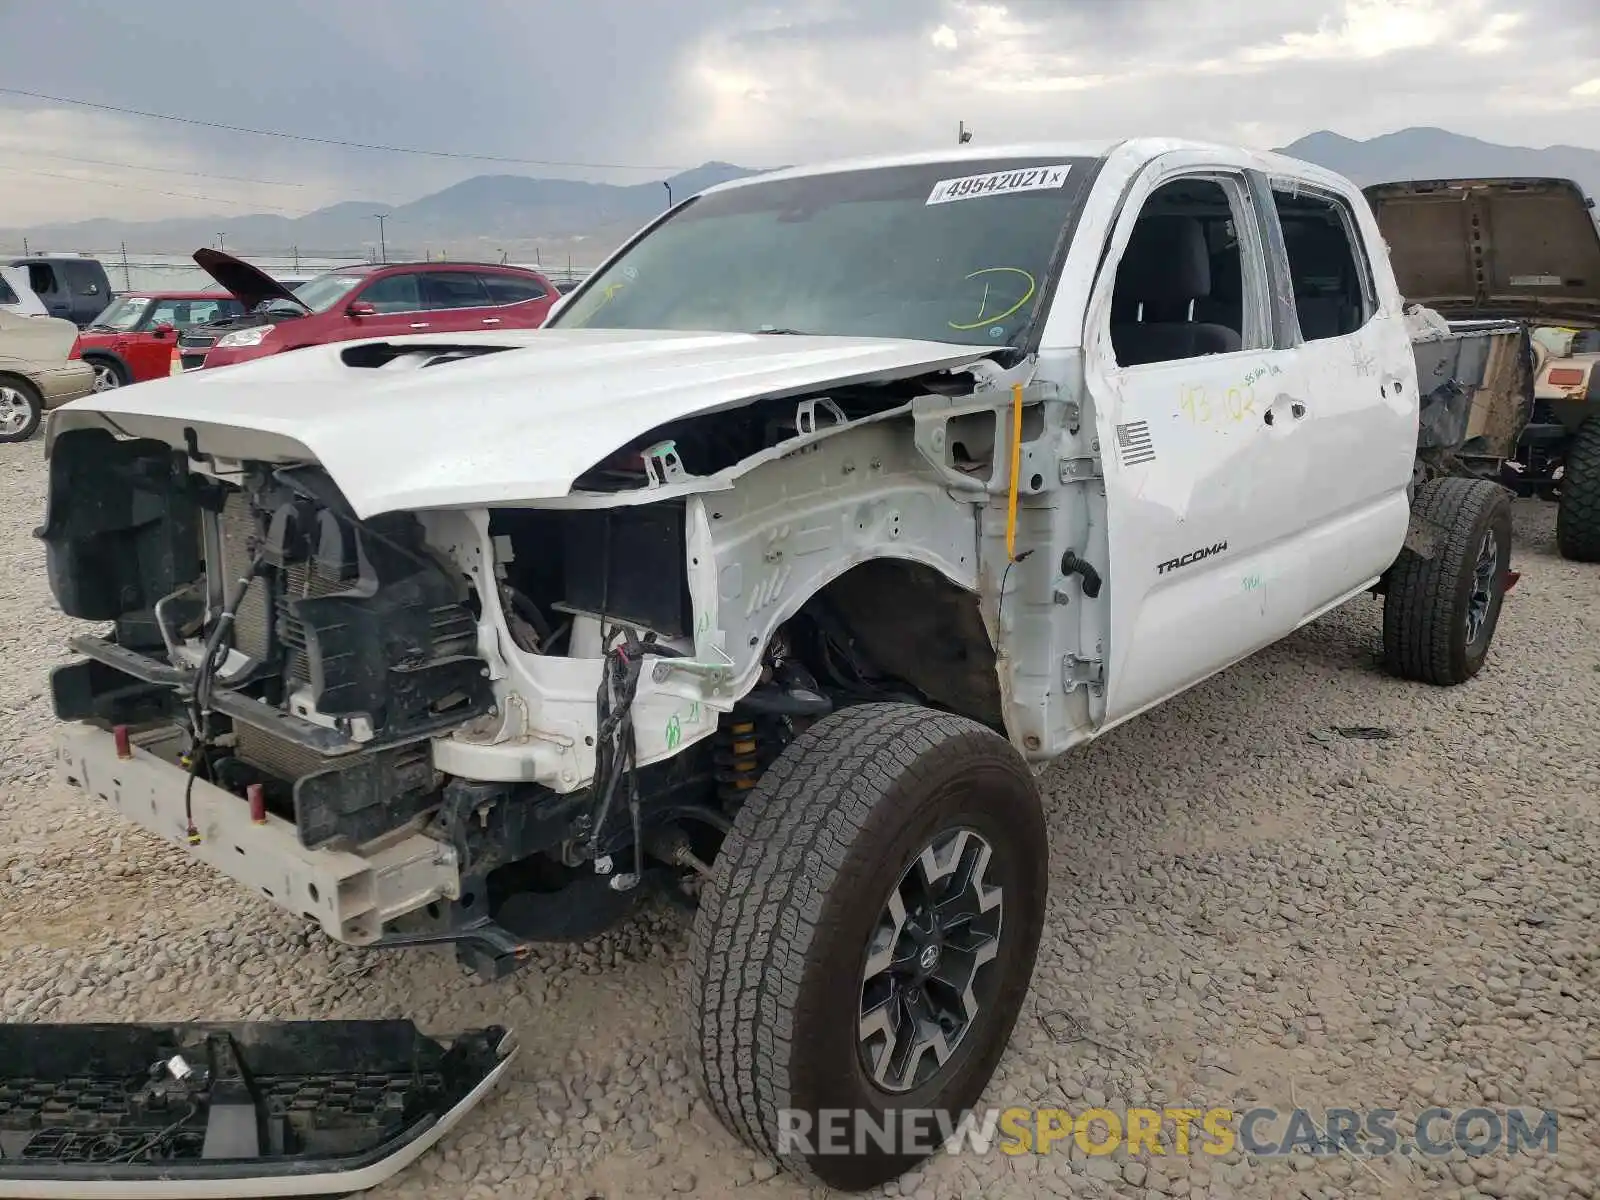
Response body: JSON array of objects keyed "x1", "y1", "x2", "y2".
[{"x1": 1, "y1": 435, "x2": 1597, "y2": 1200}]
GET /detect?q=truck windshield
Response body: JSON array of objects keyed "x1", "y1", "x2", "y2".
[{"x1": 551, "y1": 157, "x2": 1099, "y2": 347}]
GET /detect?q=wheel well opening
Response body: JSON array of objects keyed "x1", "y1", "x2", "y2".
[{"x1": 793, "y1": 558, "x2": 1003, "y2": 731}]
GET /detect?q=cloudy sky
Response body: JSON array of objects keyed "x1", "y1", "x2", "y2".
[{"x1": 1, "y1": 0, "x2": 1597, "y2": 228}]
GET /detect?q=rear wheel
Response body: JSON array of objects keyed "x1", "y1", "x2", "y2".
[
  {"x1": 688, "y1": 703, "x2": 1047, "y2": 1191},
  {"x1": 85, "y1": 356, "x2": 127, "y2": 393},
  {"x1": 0, "y1": 376, "x2": 42, "y2": 443},
  {"x1": 1555, "y1": 416, "x2": 1600, "y2": 562},
  {"x1": 1382, "y1": 477, "x2": 1513, "y2": 685}
]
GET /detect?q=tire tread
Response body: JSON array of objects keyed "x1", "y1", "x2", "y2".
[
  {"x1": 1382, "y1": 476, "x2": 1510, "y2": 685},
  {"x1": 1556, "y1": 416, "x2": 1600, "y2": 562},
  {"x1": 687, "y1": 703, "x2": 1019, "y2": 1180}
]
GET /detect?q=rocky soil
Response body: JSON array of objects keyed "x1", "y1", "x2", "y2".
[{"x1": 1, "y1": 437, "x2": 1595, "y2": 1199}]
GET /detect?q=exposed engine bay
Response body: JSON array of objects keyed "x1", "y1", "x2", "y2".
[{"x1": 40, "y1": 356, "x2": 1023, "y2": 978}]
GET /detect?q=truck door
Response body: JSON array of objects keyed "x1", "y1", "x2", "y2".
[
  {"x1": 1082, "y1": 160, "x2": 1315, "y2": 726},
  {"x1": 1260, "y1": 178, "x2": 1416, "y2": 618}
]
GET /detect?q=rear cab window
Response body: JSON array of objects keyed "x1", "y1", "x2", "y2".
[{"x1": 1269, "y1": 185, "x2": 1376, "y2": 342}]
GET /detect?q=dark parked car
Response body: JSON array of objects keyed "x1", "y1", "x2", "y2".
[{"x1": 8, "y1": 256, "x2": 115, "y2": 327}]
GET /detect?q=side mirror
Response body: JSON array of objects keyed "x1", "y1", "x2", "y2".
[
  {"x1": 347, "y1": 301, "x2": 377, "y2": 318},
  {"x1": 151, "y1": 322, "x2": 175, "y2": 338}
]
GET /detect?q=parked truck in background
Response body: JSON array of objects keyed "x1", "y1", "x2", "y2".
[
  {"x1": 7, "y1": 255, "x2": 115, "y2": 327},
  {"x1": 1364, "y1": 176, "x2": 1600, "y2": 560},
  {"x1": 25, "y1": 139, "x2": 1548, "y2": 1194}
]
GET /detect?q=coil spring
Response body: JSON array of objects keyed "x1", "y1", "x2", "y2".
[{"x1": 713, "y1": 717, "x2": 766, "y2": 808}]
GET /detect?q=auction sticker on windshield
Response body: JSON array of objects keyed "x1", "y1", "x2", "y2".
[{"x1": 926, "y1": 165, "x2": 1073, "y2": 205}]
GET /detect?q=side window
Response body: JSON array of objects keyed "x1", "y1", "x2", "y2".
[
  {"x1": 357, "y1": 273, "x2": 423, "y2": 313},
  {"x1": 481, "y1": 273, "x2": 547, "y2": 305},
  {"x1": 1108, "y1": 176, "x2": 1266, "y2": 367},
  {"x1": 64, "y1": 264, "x2": 103, "y2": 297},
  {"x1": 26, "y1": 264, "x2": 58, "y2": 296},
  {"x1": 422, "y1": 272, "x2": 493, "y2": 309},
  {"x1": 1270, "y1": 187, "x2": 1373, "y2": 342},
  {"x1": 145, "y1": 300, "x2": 188, "y2": 326}
]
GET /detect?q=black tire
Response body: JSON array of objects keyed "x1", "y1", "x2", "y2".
[
  {"x1": 1382, "y1": 477, "x2": 1513, "y2": 685},
  {"x1": 83, "y1": 354, "x2": 128, "y2": 393},
  {"x1": 1555, "y1": 416, "x2": 1600, "y2": 562},
  {"x1": 0, "y1": 375, "x2": 43, "y2": 443},
  {"x1": 688, "y1": 703, "x2": 1047, "y2": 1192}
]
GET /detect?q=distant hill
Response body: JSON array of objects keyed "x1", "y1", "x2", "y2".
[
  {"x1": 1279, "y1": 127, "x2": 1600, "y2": 199},
  {"x1": 0, "y1": 161, "x2": 765, "y2": 261},
  {"x1": 6, "y1": 128, "x2": 1599, "y2": 262}
]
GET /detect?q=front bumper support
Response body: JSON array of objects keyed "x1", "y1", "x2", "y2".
[{"x1": 55, "y1": 723, "x2": 461, "y2": 946}]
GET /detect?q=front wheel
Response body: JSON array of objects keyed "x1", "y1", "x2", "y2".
[
  {"x1": 0, "y1": 376, "x2": 43, "y2": 443},
  {"x1": 1382, "y1": 476, "x2": 1513, "y2": 685},
  {"x1": 1555, "y1": 416, "x2": 1600, "y2": 562},
  {"x1": 85, "y1": 356, "x2": 127, "y2": 393},
  {"x1": 688, "y1": 703, "x2": 1047, "y2": 1192}
]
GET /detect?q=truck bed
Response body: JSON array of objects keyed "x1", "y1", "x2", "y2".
[{"x1": 1407, "y1": 304, "x2": 1532, "y2": 468}]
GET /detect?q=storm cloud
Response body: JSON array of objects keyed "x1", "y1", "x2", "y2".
[{"x1": 1, "y1": 0, "x2": 1597, "y2": 226}]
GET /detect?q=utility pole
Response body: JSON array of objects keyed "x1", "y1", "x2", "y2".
[
  {"x1": 958, "y1": 120, "x2": 972, "y2": 144},
  {"x1": 217, "y1": 233, "x2": 226, "y2": 252},
  {"x1": 22, "y1": 237, "x2": 29, "y2": 257},
  {"x1": 662, "y1": 181, "x2": 673, "y2": 209},
  {"x1": 120, "y1": 242, "x2": 131, "y2": 290},
  {"x1": 292, "y1": 244, "x2": 300, "y2": 273},
  {"x1": 372, "y1": 214, "x2": 388, "y2": 263}
]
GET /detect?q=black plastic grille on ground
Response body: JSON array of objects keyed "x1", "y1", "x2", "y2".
[{"x1": 0, "y1": 1021, "x2": 506, "y2": 1174}]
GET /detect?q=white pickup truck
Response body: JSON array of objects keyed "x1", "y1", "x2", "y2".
[{"x1": 29, "y1": 139, "x2": 1526, "y2": 1195}]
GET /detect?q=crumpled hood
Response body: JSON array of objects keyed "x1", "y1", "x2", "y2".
[
  {"x1": 49, "y1": 328, "x2": 992, "y2": 517},
  {"x1": 1364, "y1": 177, "x2": 1600, "y2": 325}
]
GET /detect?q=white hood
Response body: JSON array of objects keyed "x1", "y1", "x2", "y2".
[{"x1": 49, "y1": 328, "x2": 992, "y2": 517}]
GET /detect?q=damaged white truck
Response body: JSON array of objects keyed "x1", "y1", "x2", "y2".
[{"x1": 28, "y1": 139, "x2": 1522, "y2": 1194}]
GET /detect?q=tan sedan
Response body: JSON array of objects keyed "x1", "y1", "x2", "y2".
[{"x1": 0, "y1": 309, "x2": 96, "y2": 442}]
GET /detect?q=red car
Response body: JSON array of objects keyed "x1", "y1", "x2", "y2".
[
  {"x1": 180, "y1": 251, "x2": 558, "y2": 370},
  {"x1": 74, "y1": 292, "x2": 248, "y2": 390}
]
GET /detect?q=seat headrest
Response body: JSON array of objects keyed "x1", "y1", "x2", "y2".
[{"x1": 1114, "y1": 216, "x2": 1212, "y2": 306}]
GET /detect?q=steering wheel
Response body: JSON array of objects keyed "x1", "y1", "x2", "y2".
[{"x1": 948, "y1": 267, "x2": 1037, "y2": 334}]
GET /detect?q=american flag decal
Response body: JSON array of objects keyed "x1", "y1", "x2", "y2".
[{"x1": 1115, "y1": 420, "x2": 1156, "y2": 466}]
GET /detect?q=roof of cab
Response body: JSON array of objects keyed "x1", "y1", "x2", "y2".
[{"x1": 697, "y1": 138, "x2": 1355, "y2": 196}]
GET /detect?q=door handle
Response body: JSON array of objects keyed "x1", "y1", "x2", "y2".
[
  {"x1": 409, "y1": 322, "x2": 429, "y2": 329},
  {"x1": 481, "y1": 317, "x2": 501, "y2": 325},
  {"x1": 1264, "y1": 396, "x2": 1307, "y2": 426}
]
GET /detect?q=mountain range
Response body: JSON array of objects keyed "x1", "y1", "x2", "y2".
[{"x1": 4, "y1": 127, "x2": 1599, "y2": 264}]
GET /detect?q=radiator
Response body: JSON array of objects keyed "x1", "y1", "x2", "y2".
[{"x1": 216, "y1": 491, "x2": 348, "y2": 679}]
